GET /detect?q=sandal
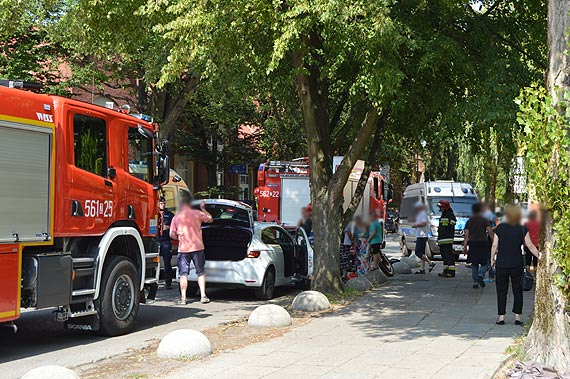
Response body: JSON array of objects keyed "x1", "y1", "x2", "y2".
[
  {"x1": 200, "y1": 297, "x2": 211, "y2": 304},
  {"x1": 177, "y1": 299, "x2": 187, "y2": 305},
  {"x1": 414, "y1": 270, "x2": 426, "y2": 274},
  {"x1": 428, "y1": 263, "x2": 437, "y2": 272}
]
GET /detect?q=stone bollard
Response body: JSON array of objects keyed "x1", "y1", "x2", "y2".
[
  {"x1": 401, "y1": 256, "x2": 421, "y2": 269},
  {"x1": 365, "y1": 269, "x2": 389, "y2": 286},
  {"x1": 248, "y1": 304, "x2": 292, "y2": 328},
  {"x1": 344, "y1": 276, "x2": 373, "y2": 291},
  {"x1": 22, "y1": 366, "x2": 80, "y2": 379},
  {"x1": 291, "y1": 290, "x2": 331, "y2": 312},
  {"x1": 393, "y1": 261, "x2": 412, "y2": 274},
  {"x1": 157, "y1": 329, "x2": 212, "y2": 359}
]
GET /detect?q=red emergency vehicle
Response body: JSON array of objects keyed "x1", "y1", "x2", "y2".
[
  {"x1": 254, "y1": 158, "x2": 392, "y2": 226},
  {"x1": 0, "y1": 82, "x2": 169, "y2": 336}
]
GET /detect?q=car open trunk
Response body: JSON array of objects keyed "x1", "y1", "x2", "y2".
[{"x1": 193, "y1": 200, "x2": 254, "y2": 262}]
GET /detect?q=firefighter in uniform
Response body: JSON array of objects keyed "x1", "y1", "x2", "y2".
[
  {"x1": 437, "y1": 200, "x2": 457, "y2": 278},
  {"x1": 158, "y1": 196, "x2": 175, "y2": 289}
]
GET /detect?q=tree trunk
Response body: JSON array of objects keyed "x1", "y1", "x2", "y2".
[{"x1": 524, "y1": 0, "x2": 570, "y2": 372}]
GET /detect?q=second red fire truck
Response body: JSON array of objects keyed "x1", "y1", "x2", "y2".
[
  {"x1": 0, "y1": 82, "x2": 169, "y2": 336},
  {"x1": 254, "y1": 157, "x2": 393, "y2": 226}
]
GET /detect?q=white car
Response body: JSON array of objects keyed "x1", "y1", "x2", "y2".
[{"x1": 185, "y1": 199, "x2": 314, "y2": 299}]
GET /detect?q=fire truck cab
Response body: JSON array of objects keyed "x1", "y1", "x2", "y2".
[{"x1": 0, "y1": 83, "x2": 169, "y2": 336}]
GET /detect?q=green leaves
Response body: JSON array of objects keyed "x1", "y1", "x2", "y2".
[{"x1": 517, "y1": 84, "x2": 570, "y2": 297}]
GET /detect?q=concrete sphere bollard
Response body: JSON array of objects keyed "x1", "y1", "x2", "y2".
[
  {"x1": 248, "y1": 304, "x2": 292, "y2": 328},
  {"x1": 365, "y1": 269, "x2": 389, "y2": 286},
  {"x1": 22, "y1": 366, "x2": 79, "y2": 379},
  {"x1": 401, "y1": 256, "x2": 421, "y2": 269},
  {"x1": 157, "y1": 329, "x2": 212, "y2": 359},
  {"x1": 291, "y1": 290, "x2": 331, "y2": 312},
  {"x1": 393, "y1": 261, "x2": 412, "y2": 274},
  {"x1": 344, "y1": 276, "x2": 373, "y2": 291}
]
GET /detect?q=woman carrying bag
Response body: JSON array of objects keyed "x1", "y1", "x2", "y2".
[{"x1": 491, "y1": 205, "x2": 540, "y2": 325}]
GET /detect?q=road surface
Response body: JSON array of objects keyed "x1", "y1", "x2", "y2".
[{"x1": 0, "y1": 234, "x2": 402, "y2": 379}]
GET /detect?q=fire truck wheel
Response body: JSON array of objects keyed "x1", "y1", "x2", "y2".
[
  {"x1": 255, "y1": 267, "x2": 275, "y2": 300},
  {"x1": 96, "y1": 255, "x2": 140, "y2": 336}
]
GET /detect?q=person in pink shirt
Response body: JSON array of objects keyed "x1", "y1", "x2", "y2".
[{"x1": 170, "y1": 199, "x2": 213, "y2": 304}]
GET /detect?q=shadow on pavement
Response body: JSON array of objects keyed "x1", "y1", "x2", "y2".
[{"x1": 0, "y1": 303, "x2": 209, "y2": 364}]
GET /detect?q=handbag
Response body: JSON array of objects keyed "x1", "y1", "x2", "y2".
[{"x1": 521, "y1": 230, "x2": 535, "y2": 291}]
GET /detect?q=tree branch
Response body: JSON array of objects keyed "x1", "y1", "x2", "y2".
[
  {"x1": 328, "y1": 107, "x2": 379, "y2": 201},
  {"x1": 342, "y1": 112, "x2": 386, "y2": 226}
]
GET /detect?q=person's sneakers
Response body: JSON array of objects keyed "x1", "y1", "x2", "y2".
[
  {"x1": 473, "y1": 284, "x2": 479, "y2": 289},
  {"x1": 438, "y1": 269, "x2": 448, "y2": 277},
  {"x1": 177, "y1": 299, "x2": 187, "y2": 305},
  {"x1": 515, "y1": 320, "x2": 524, "y2": 326},
  {"x1": 414, "y1": 270, "x2": 426, "y2": 274},
  {"x1": 200, "y1": 297, "x2": 211, "y2": 304},
  {"x1": 477, "y1": 275, "x2": 486, "y2": 288},
  {"x1": 428, "y1": 263, "x2": 437, "y2": 272}
]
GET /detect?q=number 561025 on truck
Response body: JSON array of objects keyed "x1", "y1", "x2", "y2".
[{"x1": 0, "y1": 81, "x2": 170, "y2": 336}]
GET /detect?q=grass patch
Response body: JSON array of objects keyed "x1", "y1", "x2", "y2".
[{"x1": 326, "y1": 287, "x2": 366, "y2": 305}]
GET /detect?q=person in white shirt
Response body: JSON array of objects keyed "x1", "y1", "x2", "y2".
[{"x1": 412, "y1": 201, "x2": 436, "y2": 274}]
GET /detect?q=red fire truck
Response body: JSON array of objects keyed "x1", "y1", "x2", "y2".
[
  {"x1": 0, "y1": 82, "x2": 169, "y2": 336},
  {"x1": 254, "y1": 157, "x2": 393, "y2": 226}
]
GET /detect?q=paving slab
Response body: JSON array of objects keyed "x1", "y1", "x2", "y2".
[{"x1": 164, "y1": 262, "x2": 532, "y2": 379}]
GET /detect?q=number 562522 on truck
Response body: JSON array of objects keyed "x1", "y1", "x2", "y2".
[{"x1": 0, "y1": 82, "x2": 170, "y2": 336}]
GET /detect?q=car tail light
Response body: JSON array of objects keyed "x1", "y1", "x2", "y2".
[{"x1": 247, "y1": 250, "x2": 261, "y2": 258}]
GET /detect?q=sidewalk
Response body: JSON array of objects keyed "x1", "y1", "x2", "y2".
[{"x1": 165, "y1": 264, "x2": 533, "y2": 379}]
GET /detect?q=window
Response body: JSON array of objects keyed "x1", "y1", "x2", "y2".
[
  {"x1": 240, "y1": 175, "x2": 248, "y2": 185},
  {"x1": 128, "y1": 127, "x2": 153, "y2": 183},
  {"x1": 428, "y1": 197, "x2": 478, "y2": 217},
  {"x1": 261, "y1": 228, "x2": 278, "y2": 245},
  {"x1": 73, "y1": 114, "x2": 107, "y2": 176},
  {"x1": 400, "y1": 196, "x2": 420, "y2": 220}
]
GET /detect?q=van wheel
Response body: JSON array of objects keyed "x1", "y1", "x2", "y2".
[
  {"x1": 255, "y1": 267, "x2": 275, "y2": 300},
  {"x1": 96, "y1": 256, "x2": 140, "y2": 336}
]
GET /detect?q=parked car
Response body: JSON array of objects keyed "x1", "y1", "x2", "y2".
[{"x1": 184, "y1": 199, "x2": 314, "y2": 299}]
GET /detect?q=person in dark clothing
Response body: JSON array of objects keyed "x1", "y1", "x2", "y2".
[
  {"x1": 298, "y1": 207, "x2": 313, "y2": 236},
  {"x1": 158, "y1": 196, "x2": 175, "y2": 289},
  {"x1": 464, "y1": 203, "x2": 494, "y2": 289},
  {"x1": 524, "y1": 210, "x2": 540, "y2": 269},
  {"x1": 491, "y1": 205, "x2": 539, "y2": 325},
  {"x1": 437, "y1": 200, "x2": 457, "y2": 278}
]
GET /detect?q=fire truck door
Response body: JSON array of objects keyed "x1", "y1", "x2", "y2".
[
  {"x1": 126, "y1": 126, "x2": 155, "y2": 234},
  {"x1": 69, "y1": 112, "x2": 114, "y2": 234}
]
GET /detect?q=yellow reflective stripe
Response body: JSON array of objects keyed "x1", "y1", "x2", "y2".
[
  {"x1": 0, "y1": 114, "x2": 54, "y2": 128},
  {"x1": 0, "y1": 310, "x2": 17, "y2": 318}
]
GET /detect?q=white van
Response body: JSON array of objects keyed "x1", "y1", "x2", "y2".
[{"x1": 398, "y1": 181, "x2": 479, "y2": 259}]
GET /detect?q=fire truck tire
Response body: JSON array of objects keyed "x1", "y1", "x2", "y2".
[
  {"x1": 96, "y1": 255, "x2": 140, "y2": 336},
  {"x1": 255, "y1": 267, "x2": 275, "y2": 300}
]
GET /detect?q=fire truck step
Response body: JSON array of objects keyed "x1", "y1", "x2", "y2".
[
  {"x1": 70, "y1": 309, "x2": 98, "y2": 318},
  {"x1": 72, "y1": 289, "x2": 95, "y2": 297},
  {"x1": 72, "y1": 257, "x2": 95, "y2": 268}
]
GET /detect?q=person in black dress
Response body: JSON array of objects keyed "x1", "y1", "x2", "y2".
[
  {"x1": 464, "y1": 203, "x2": 494, "y2": 289},
  {"x1": 491, "y1": 205, "x2": 539, "y2": 325}
]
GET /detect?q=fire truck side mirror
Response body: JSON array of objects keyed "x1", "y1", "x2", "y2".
[{"x1": 158, "y1": 155, "x2": 170, "y2": 187}]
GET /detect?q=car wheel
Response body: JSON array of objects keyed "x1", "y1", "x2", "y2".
[
  {"x1": 96, "y1": 256, "x2": 140, "y2": 337},
  {"x1": 255, "y1": 267, "x2": 275, "y2": 300}
]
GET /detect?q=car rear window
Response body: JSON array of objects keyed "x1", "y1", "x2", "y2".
[{"x1": 194, "y1": 204, "x2": 251, "y2": 226}]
